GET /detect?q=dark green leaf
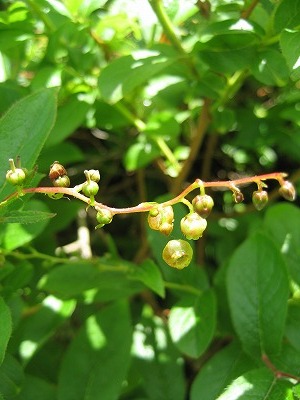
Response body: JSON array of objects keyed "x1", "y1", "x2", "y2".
[
  {"x1": 168, "y1": 290, "x2": 216, "y2": 358},
  {"x1": 0, "y1": 89, "x2": 57, "y2": 199},
  {"x1": 0, "y1": 210, "x2": 56, "y2": 224},
  {"x1": 0, "y1": 354, "x2": 24, "y2": 398},
  {"x1": 131, "y1": 259, "x2": 165, "y2": 297},
  {"x1": 280, "y1": 29, "x2": 300, "y2": 81},
  {"x1": 58, "y1": 301, "x2": 132, "y2": 400},
  {"x1": 99, "y1": 50, "x2": 175, "y2": 103},
  {"x1": 17, "y1": 374, "x2": 56, "y2": 400},
  {"x1": 285, "y1": 302, "x2": 300, "y2": 352},
  {"x1": 273, "y1": 0, "x2": 300, "y2": 32},
  {"x1": 0, "y1": 297, "x2": 12, "y2": 366},
  {"x1": 250, "y1": 49, "x2": 289, "y2": 86},
  {"x1": 227, "y1": 233, "x2": 289, "y2": 359}
]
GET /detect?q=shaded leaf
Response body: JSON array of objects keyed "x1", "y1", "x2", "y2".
[
  {"x1": 0, "y1": 210, "x2": 56, "y2": 224},
  {"x1": 0, "y1": 297, "x2": 12, "y2": 366}
]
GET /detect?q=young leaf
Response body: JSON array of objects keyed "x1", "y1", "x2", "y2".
[
  {"x1": 168, "y1": 290, "x2": 216, "y2": 358},
  {"x1": 280, "y1": 29, "x2": 300, "y2": 81},
  {"x1": 0, "y1": 297, "x2": 12, "y2": 366},
  {"x1": 58, "y1": 301, "x2": 132, "y2": 400},
  {"x1": 227, "y1": 233, "x2": 289, "y2": 359},
  {"x1": 0, "y1": 210, "x2": 56, "y2": 224},
  {"x1": 0, "y1": 88, "x2": 57, "y2": 199}
]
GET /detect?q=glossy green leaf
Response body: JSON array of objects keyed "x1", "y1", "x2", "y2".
[
  {"x1": 227, "y1": 233, "x2": 289, "y2": 359},
  {"x1": 250, "y1": 49, "x2": 289, "y2": 86},
  {"x1": 0, "y1": 297, "x2": 12, "y2": 366},
  {"x1": 168, "y1": 290, "x2": 216, "y2": 358},
  {"x1": 58, "y1": 301, "x2": 132, "y2": 400},
  {"x1": 0, "y1": 210, "x2": 56, "y2": 224},
  {"x1": 0, "y1": 88, "x2": 57, "y2": 199},
  {"x1": 264, "y1": 203, "x2": 300, "y2": 284},
  {"x1": 99, "y1": 50, "x2": 175, "y2": 103},
  {"x1": 273, "y1": 0, "x2": 300, "y2": 32},
  {"x1": 131, "y1": 259, "x2": 165, "y2": 297},
  {"x1": 191, "y1": 342, "x2": 256, "y2": 400},
  {"x1": 280, "y1": 29, "x2": 300, "y2": 81},
  {"x1": 216, "y1": 368, "x2": 294, "y2": 400}
]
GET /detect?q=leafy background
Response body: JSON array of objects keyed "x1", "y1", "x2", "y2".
[{"x1": 0, "y1": 0, "x2": 300, "y2": 399}]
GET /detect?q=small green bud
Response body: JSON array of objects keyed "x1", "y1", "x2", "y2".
[
  {"x1": 252, "y1": 190, "x2": 268, "y2": 210},
  {"x1": 96, "y1": 208, "x2": 113, "y2": 226},
  {"x1": 192, "y1": 194, "x2": 214, "y2": 218},
  {"x1": 86, "y1": 169, "x2": 100, "y2": 182},
  {"x1": 162, "y1": 239, "x2": 193, "y2": 269},
  {"x1": 82, "y1": 181, "x2": 99, "y2": 197},
  {"x1": 232, "y1": 191, "x2": 244, "y2": 204},
  {"x1": 180, "y1": 212, "x2": 207, "y2": 240},
  {"x1": 6, "y1": 168, "x2": 26, "y2": 185},
  {"x1": 279, "y1": 181, "x2": 296, "y2": 201},
  {"x1": 53, "y1": 175, "x2": 70, "y2": 188}
]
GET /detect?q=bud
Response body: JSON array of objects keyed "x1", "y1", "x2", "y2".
[
  {"x1": 192, "y1": 194, "x2": 214, "y2": 218},
  {"x1": 252, "y1": 190, "x2": 268, "y2": 210},
  {"x1": 148, "y1": 205, "x2": 174, "y2": 234},
  {"x1": 52, "y1": 175, "x2": 70, "y2": 188},
  {"x1": 85, "y1": 169, "x2": 100, "y2": 183},
  {"x1": 49, "y1": 161, "x2": 67, "y2": 181},
  {"x1": 232, "y1": 191, "x2": 244, "y2": 204},
  {"x1": 6, "y1": 168, "x2": 26, "y2": 186},
  {"x1": 162, "y1": 239, "x2": 193, "y2": 269},
  {"x1": 96, "y1": 208, "x2": 113, "y2": 227},
  {"x1": 82, "y1": 181, "x2": 99, "y2": 197},
  {"x1": 279, "y1": 181, "x2": 296, "y2": 201},
  {"x1": 180, "y1": 212, "x2": 207, "y2": 240}
]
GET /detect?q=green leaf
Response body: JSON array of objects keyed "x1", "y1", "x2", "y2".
[
  {"x1": 216, "y1": 368, "x2": 294, "y2": 400},
  {"x1": 190, "y1": 341, "x2": 256, "y2": 400},
  {"x1": 273, "y1": 0, "x2": 300, "y2": 32},
  {"x1": 39, "y1": 260, "x2": 144, "y2": 300},
  {"x1": 132, "y1": 306, "x2": 186, "y2": 400},
  {"x1": 285, "y1": 302, "x2": 300, "y2": 352},
  {"x1": 227, "y1": 233, "x2": 289, "y2": 359},
  {"x1": 264, "y1": 203, "x2": 300, "y2": 284},
  {"x1": 131, "y1": 259, "x2": 165, "y2": 297},
  {"x1": 280, "y1": 29, "x2": 300, "y2": 81},
  {"x1": 0, "y1": 210, "x2": 56, "y2": 224},
  {"x1": 0, "y1": 88, "x2": 57, "y2": 199},
  {"x1": 98, "y1": 50, "x2": 175, "y2": 103},
  {"x1": 250, "y1": 49, "x2": 289, "y2": 86},
  {"x1": 124, "y1": 140, "x2": 160, "y2": 171},
  {"x1": 17, "y1": 375, "x2": 56, "y2": 400},
  {"x1": 58, "y1": 301, "x2": 132, "y2": 400},
  {"x1": 0, "y1": 354, "x2": 24, "y2": 398},
  {"x1": 0, "y1": 297, "x2": 12, "y2": 366},
  {"x1": 1, "y1": 200, "x2": 53, "y2": 250},
  {"x1": 168, "y1": 290, "x2": 216, "y2": 358}
]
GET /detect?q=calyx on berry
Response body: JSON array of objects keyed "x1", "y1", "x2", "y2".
[
  {"x1": 252, "y1": 190, "x2": 268, "y2": 210},
  {"x1": 148, "y1": 205, "x2": 174, "y2": 236},
  {"x1": 279, "y1": 181, "x2": 296, "y2": 201},
  {"x1": 162, "y1": 239, "x2": 193, "y2": 269},
  {"x1": 232, "y1": 190, "x2": 244, "y2": 204},
  {"x1": 96, "y1": 208, "x2": 113, "y2": 228},
  {"x1": 192, "y1": 194, "x2": 214, "y2": 218},
  {"x1": 6, "y1": 158, "x2": 27, "y2": 186},
  {"x1": 180, "y1": 212, "x2": 207, "y2": 240}
]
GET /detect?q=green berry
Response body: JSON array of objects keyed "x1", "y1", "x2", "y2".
[
  {"x1": 82, "y1": 181, "x2": 99, "y2": 197},
  {"x1": 162, "y1": 239, "x2": 193, "y2": 269},
  {"x1": 96, "y1": 208, "x2": 113, "y2": 225},
  {"x1": 180, "y1": 212, "x2": 207, "y2": 240},
  {"x1": 252, "y1": 190, "x2": 268, "y2": 210},
  {"x1": 192, "y1": 194, "x2": 214, "y2": 218},
  {"x1": 148, "y1": 205, "x2": 174, "y2": 232},
  {"x1": 53, "y1": 175, "x2": 70, "y2": 188}
]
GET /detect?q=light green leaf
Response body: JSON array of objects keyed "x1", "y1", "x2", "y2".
[
  {"x1": 227, "y1": 233, "x2": 289, "y2": 359},
  {"x1": 58, "y1": 301, "x2": 132, "y2": 400},
  {"x1": 216, "y1": 368, "x2": 294, "y2": 400},
  {"x1": 168, "y1": 290, "x2": 216, "y2": 358},
  {"x1": 0, "y1": 297, "x2": 12, "y2": 366},
  {"x1": 250, "y1": 49, "x2": 289, "y2": 86},
  {"x1": 99, "y1": 50, "x2": 175, "y2": 103},
  {"x1": 264, "y1": 203, "x2": 300, "y2": 284},
  {"x1": 17, "y1": 375, "x2": 56, "y2": 400},
  {"x1": 273, "y1": 0, "x2": 300, "y2": 32},
  {"x1": 124, "y1": 140, "x2": 160, "y2": 171},
  {"x1": 0, "y1": 210, "x2": 56, "y2": 224},
  {"x1": 131, "y1": 259, "x2": 165, "y2": 297},
  {"x1": 0, "y1": 88, "x2": 57, "y2": 199},
  {"x1": 280, "y1": 29, "x2": 300, "y2": 81}
]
